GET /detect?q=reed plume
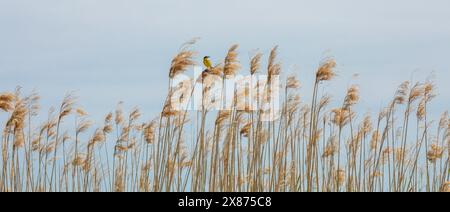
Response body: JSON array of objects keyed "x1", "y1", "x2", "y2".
[{"x1": 0, "y1": 43, "x2": 448, "y2": 193}]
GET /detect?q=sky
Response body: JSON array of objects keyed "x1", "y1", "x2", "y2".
[{"x1": 1, "y1": 0, "x2": 449, "y2": 123}]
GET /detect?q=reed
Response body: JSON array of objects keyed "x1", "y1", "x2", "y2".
[{"x1": 0, "y1": 43, "x2": 448, "y2": 192}]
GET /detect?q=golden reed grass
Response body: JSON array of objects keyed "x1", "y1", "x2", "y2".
[{"x1": 0, "y1": 42, "x2": 449, "y2": 192}]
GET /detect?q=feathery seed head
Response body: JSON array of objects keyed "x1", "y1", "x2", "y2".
[
  {"x1": 250, "y1": 52, "x2": 263, "y2": 75},
  {"x1": 336, "y1": 169, "x2": 346, "y2": 186},
  {"x1": 417, "y1": 99, "x2": 426, "y2": 120},
  {"x1": 332, "y1": 108, "x2": 353, "y2": 128},
  {"x1": 443, "y1": 182, "x2": 450, "y2": 192},
  {"x1": 224, "y1": 44, "x2": 241, "y2": 77},
  {"x1": 0, "y1": 92, "x2": 16, "y2": 112},
  {"x1": 286, "y1": 75, "x2": 301, "y2": 89},
  {"x1": 144, "y1": 121, "x2": 157, "y2": 144},
  {"x1": 76, "y1": 108, "x2": 88, "y2": 117},
  {"x1": 169, "y1": 49, "x2": 197, "y2": 78},
  {"x1": 316, "y1": 59, "x2": 337, "y2": 82},
  {"x1": 344, "y1": 85, "x2": 360, "y2": 109},
  {"x1": 129, "y1": 107, "x2": 141, "y2": 122},
  {"x1": 322, "y1": 136, "x2": 337, "y2": 158},
  {"x1": 427, "y1": 144, "x2": 444, "y2": 162},
  {"x1": 370, "y1": 130, "x2": 381, "y2": 150},
  {"x1": 394, "y1": 81, "x2": 409, "y2": 105}
]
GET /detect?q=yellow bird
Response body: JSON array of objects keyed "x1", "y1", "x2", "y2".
[{"x1": 203, "y1": 56, "x2": 213, "y2": 70}]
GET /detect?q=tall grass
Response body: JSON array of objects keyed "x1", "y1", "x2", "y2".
[{"x1": 0, "y1": 42, "x2": 449, "y2": 192}]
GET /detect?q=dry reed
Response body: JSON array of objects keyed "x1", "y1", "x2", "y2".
[{"x1": 0, "y1": 43, "x2": 448, "y2": 192}]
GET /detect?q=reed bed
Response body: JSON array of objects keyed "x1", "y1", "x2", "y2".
[{"x1": 1, "y1": 42, "x2": 449, "y2": 192}]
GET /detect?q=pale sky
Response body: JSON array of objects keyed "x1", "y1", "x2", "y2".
[{"x1": 1, "y1": 0, "x2": 449, "y2": 122}]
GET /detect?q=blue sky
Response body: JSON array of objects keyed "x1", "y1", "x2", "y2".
[{"x1": 1, "y1": 0, "x2": 449, "y2": 123}]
